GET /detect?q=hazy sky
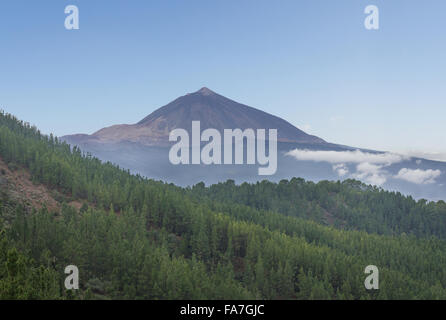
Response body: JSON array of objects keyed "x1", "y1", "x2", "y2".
[{"x1": 0, "y1": 0, "x2": 445, "y2": 158}]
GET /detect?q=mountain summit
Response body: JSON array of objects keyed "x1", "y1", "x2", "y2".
[
  {"x1": 63, "y1": 87, "x2": 326, "y2": 146},
  {"x1": 194, "y1": 87, "x2": 216, "y2": 96}
]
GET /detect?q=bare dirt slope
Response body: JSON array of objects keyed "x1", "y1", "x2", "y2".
[{"x1": 0, "y1": 157, "x2": 60, "y2": 212}]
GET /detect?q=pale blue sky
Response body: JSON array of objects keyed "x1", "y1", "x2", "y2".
[{"x1": 0, "y1": 0, "x2": 445, "y2": 156}]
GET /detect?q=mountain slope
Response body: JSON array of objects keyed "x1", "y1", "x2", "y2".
[
  {"x1": 63, "y1": 87, "x2": 326, "y2": 146},
  {"x1": 2, "y1": 111, "x2": 446, "y2": 300},
  {"x1": 59, "y1": 88, "x2": 446, "y2": 201}
]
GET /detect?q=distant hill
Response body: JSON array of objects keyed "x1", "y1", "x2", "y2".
[{"x1": 62, "y1": 87, "x2": 327, "y2": 146}]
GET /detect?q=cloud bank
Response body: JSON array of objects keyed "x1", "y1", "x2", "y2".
[
  {"x1": 286, "y1": 149, "x2": 407, "y2": 165},
  {"x1": 286, "y1": 149, "x2": 442, "y2": 186},
  {"x1": 399, "y1": 151, "x2": 446, "y2": 163}
]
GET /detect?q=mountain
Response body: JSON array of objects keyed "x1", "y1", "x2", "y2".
[
  {"x1": 60, "y1": 88, "x2": 446, "y2": 201},
  {"x1": 63, "y1": 87, "x2": 326, "y2": 146}
]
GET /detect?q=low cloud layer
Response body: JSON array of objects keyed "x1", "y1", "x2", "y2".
[
  {"x1": 286, "y1": 149, "x2": 442, "y2": 186},
  {"x1": 399, "y1": 151, "x2": 446, "y2": 163},
  {"x1": 286, "y1": 149, "x2": 407, "y2": 165}
]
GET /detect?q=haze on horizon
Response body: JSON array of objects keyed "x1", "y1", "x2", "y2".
[{"x1": 0, "y1": 0, "x2": 445, "y2": 160}]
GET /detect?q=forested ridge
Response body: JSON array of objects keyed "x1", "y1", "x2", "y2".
[
  {"x1": 1, "y1": 111, "x2": 446, "y2": 299},
  {"x1": 189, "y1": 178, "x2": 446, "y2": 238}
]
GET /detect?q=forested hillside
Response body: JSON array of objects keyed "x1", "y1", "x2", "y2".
[
  {"x1": 1, "y1": 111, "x2": 446, "y2": 299},
  {"x1": 188, "y1": 179, "x2": 446, "y2": 238}
]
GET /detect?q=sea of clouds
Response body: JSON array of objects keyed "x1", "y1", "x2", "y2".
[{"x1": 286, "y1": 149, "x2": 442, "y2": 186}]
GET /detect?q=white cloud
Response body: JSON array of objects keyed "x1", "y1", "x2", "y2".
[
  {"x1": 333, "y1": 163, "x2": 348, "y2": 176},
  {"x1": 398, "y1": 150, "x2": 446, "y2": 163},
  {"x1": 395, "y1": 168, "x2": 442, "y2": 185},
  {"x1": 352, "y1": 162, "x2": 387, "y2": 186},
  {"x1": 358, "y1": 172, "x2": 387, "y2": 186},
  {"x1": 356, "y1": 162, "x2": 382, "y2": 174},
  {"x1": 285, "y1": 149, "x2": 442, "y2": 187},
  {"x1": 285, "y1": 149, "x2": 406, "y2": 186},
  {"x1": 285, "y1": 149, "x2": 407, "y2": 165},
  {"x1": 286, "y1": 149, "x2": 441, "y2": 186}
]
